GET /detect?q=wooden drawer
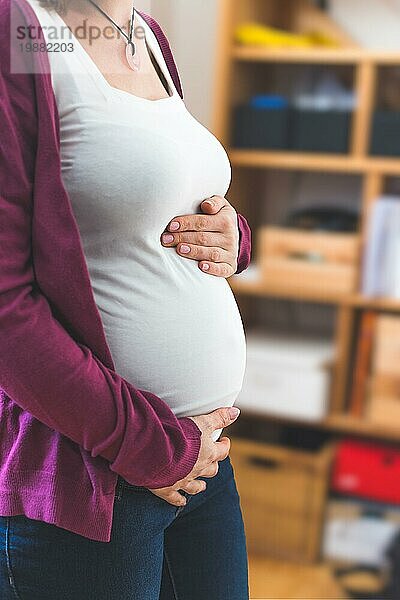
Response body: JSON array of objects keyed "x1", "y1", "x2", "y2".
[
  {"x1": 230, "y1": 438, "x2": 334, "y2": 562},
  {"x1": 232, "y1": 442, "x2": 317, "y2": 514},
  {"x1": 242, "y1": 503, "x2": 310, "y2": 559},
  {"x1": 258, "y1": 227, "x2": 360, "y2": 297}
]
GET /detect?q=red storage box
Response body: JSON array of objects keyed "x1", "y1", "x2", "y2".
[{"x1": 331, "y1": 440, "x2": 400, "y2": 504}]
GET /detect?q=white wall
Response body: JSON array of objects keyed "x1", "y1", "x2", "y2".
[
  {"x1": 137, "y1": 0, "x2": 218, "y2": 126},
  {"x1": 330, "y1": 0, "x2": 400, "y2": 49},
  {"x1": 135, "y1": 0, "x2": 154, "y2": 15}
]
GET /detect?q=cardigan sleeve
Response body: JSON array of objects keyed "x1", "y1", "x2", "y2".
[
  {"x1": 0, "y1": 19, "x2": 202, "y2": 488},
  {"x1": 235, "y1": 214, "x2": 252, "y2": 274}
]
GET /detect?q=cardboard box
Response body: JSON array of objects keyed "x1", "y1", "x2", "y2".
[
  {"x1": 237, "y1": 332, "x2": 334, "y2": 421},
  {"x1": 231, "y1": 437, "x2": 334, "y2": 562},
  {"x1": 258, "y1": 227, "x2": 360, "y2": 297}
]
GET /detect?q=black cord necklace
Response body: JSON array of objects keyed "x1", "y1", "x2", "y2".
[{"x1": 85, "y1": 0, "x2": 141, "y2": 71}]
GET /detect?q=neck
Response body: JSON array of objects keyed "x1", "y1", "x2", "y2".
[
  {"x1": 68, "y1": 0, "x2": 134, "y2": 24},
  {"x1": 97, "y1": 0, "x2": 133, "y2": 21}
]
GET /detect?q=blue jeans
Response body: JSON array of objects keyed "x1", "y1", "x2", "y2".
[{"x1": 0, "y1": 456, "x2": 249, "y2": 599}]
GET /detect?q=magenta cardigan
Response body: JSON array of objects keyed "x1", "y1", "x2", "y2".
[{"x1": 0, "y1": 0, "x2": 252, "y2": 542}]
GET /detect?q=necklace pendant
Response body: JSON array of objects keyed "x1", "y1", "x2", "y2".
[{"x1": 126, "y1": 41, "x2": 140, "y2": 72}]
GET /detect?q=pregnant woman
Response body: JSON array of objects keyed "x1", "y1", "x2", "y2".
[{"x1": 0, "y1": 0, "x2": 251, "y2": 598}]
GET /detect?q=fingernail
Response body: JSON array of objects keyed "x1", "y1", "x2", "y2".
[
  {"x1": 169, "y1": 221, "x2": 180, "y2": 231},
  {"x1": 203, "y1": 199, "x2": 214, "y2": 208},
  {"x1": 180, "y1": 244, "x2": 191, "y2": 254},
  {"x1": 162, "y1": 234, "x2": 174, "y2": 244},
  {"x1": 201, "y1": 263, "x2": 210, "y2": 271},
  {"x1": 229, "y1": 407, "x2": 240, "y2": 419}
]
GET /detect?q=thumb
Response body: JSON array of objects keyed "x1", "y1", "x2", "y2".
[
  {"x1": 210, "y1": 406, "x2": 241, "y2": 431},
  {"x1": 201, "y1": 195, "x2": 226, "y2": 215}
]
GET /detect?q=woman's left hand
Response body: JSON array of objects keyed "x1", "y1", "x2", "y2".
[
  {"x1": 160, "y1": 196, "x2": 239, "y2": 278},
  {"x1": 148, "y1": 478, "x2": 207, "y2": 507}
]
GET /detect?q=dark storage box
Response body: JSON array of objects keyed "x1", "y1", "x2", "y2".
[
  {"x1": 232, "y1": 105, "x2": 290, "y2": 150},
  {"x1": 370, "y1": 111, "x2": 400, "y2": 157},
  {"x1": 290, "y1": 109, "x2": 351, "y2": 154}
]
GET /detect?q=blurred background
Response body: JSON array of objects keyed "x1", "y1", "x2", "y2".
[{"x1": 143, "y1": 1, "x2": 400, "y2": 598}]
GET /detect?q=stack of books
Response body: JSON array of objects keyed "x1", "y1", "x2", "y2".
[{"x1": 349, "y1": 313, "x2": 400, "y2": 423}]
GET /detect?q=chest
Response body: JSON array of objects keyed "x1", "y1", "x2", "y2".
[
  {"x1": 58, "y1": 97, "x2": 231, "y2": 238},
  {"x1": 58, "y1": 20, "x2": 170, "y2": 100}
]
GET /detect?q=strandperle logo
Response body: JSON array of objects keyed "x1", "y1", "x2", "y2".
[
  {"x1": 9, "y1": 3, "x2": 151, "y2": 74},
  {"x1": 16, "y1": 20, "x2": 146, "y2": 46}
]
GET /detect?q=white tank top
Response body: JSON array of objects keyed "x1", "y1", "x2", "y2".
[{"x1": 27, "y1": 1, "x2": 246, "y2": 441}]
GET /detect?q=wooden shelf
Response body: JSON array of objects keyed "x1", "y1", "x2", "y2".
[
  {"x1": 232, "y1": 46, "x2": 400, "y2": 65},
  {"x1": 231, "y1": 278, "x2": 400, "y2": 313},
  {"x1": 230, "y1": 277, "x2": 345, "y2": 304},
  {"x1": 328, "y1": 414, "x2": 400, "y2": 440},
  {"x1": 238, "y1": 406, "x2": 400, "y2": 442},
  {"x1": 347, "y1": 295, "x2": 400, "y2": 312},
  {"x1": 229, "y1": 150, "x2": 400, "y2": 175}
]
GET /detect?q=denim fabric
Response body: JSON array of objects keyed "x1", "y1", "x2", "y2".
[{"x1": 0, "y1": 456, "x2": 249, "y2": 599}]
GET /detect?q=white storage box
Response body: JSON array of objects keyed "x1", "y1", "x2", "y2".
[
  {"x1": 237, "y1": 332, "x2": 334, "y2": 421},
  {"x1": 323, "y1": 500, "x2": 400, "y2": 567}
]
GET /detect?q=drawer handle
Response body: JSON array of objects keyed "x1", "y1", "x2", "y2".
[
  {"x1": 287, "y1": 251, "x2": 325, "y2": 263},
  {"x1": 247, "y1": 456, "x2": 280, "y2": 470}
]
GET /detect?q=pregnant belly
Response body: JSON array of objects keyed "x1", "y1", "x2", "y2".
[{"x1": 93, "y1": 253, "x2": 247, "y2": 439}]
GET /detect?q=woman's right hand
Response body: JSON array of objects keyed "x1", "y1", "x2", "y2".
[
  {"x1": 187, "y1": 406, "x2": 240, "y2": 478},
  {"x1": 148, "y1": 406, "x2": 240, "y2": 506}
]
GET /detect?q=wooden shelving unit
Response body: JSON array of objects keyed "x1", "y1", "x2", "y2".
[{"x1": 212, "y1": 0, "x2": 400, "y2": 443}]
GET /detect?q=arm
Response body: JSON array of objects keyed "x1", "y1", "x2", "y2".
[{"x1": 0, "y1": 21, "x2": 201, "y2": 490}]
